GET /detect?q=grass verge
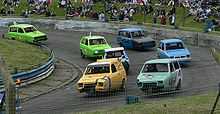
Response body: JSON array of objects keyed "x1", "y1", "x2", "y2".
[
  {"x1": 0, "y1": 39, "x2": 50, "y2": 73},
  {"x1": 72, "y1": 92, "x2": 219, "y2": 114}
]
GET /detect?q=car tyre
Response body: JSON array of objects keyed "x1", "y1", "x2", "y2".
[
  {"x1": 176, "y1": 80, "x2": 181, "y2": 90},
  {"x1": 80, "y1": 50, "x2": 85, "y2": 58}
]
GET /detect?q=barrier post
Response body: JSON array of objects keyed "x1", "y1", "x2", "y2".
[
  {"x1": 0, "y1": 57, "x2": 16, "y2": 114},
  {"x1": 210, "y1": 83, "x2": 220, "y2": 114}
]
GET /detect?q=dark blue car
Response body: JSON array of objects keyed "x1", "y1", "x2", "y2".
[
  {"x1": 157, "y1": 38, "x2": 191, "y2": 64},
  {"x1": 116, "y1": 28, "x2": 156, "y2": 50}
]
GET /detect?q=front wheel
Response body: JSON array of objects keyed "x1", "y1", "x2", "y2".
[{"x1": 80, "y1": 50, "x2": 85, "y2": 58}]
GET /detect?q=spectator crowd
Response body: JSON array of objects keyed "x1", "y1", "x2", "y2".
[{"x1": 0, "y1": 0, "x2": 219, "y2": 31}]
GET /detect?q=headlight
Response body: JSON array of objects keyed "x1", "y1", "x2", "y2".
[
  {"x1": 186, "y1": 55, "x2": 190, "y2": 57},
  {"x1": 94, "y1": 50, "x2": 99, "y2": 54},
  {"x1": 98, "y1": 82, "x2": 104, "y2": 86},
  {"x1": 78, "y1": 83, "x2": 83, "y2": 87}
]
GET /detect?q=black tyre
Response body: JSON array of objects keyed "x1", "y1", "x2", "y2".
[{"x1": 80, "y1": 50, "x2": 85, "y2": 58}]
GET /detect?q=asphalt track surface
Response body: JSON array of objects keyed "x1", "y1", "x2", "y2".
[{"x1": 1, "y1": 29, "x2": 220, "y2": 114}]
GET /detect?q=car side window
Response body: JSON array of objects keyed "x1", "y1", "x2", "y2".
[
  {"x1": 18, "y1": 28, "x2": 24, "y2": 33},
  {"x1": 85, "y1": 39, "x2": 88, "y2": 45},
  {"x1": 111, "y1": 64, "x2": 117, "y2": 73},
  {"x1": 81, "y1": 39, "x2": 85, "y2": 44},
  {"x1": 126, "y1": 32, "x2": 131, "y2": 38},
  {"x1": 169, "y1": 63, "x2": 175, "y2": 72},
  {"x1": 173, "y1": 62, "x2": 180, "y2": 70},
  {"x1": 160, "y1": 43, "x2": 164, "y2": 50},
  {"x1": 9, "y1": 27, "x2": 17, "y2": 32}
]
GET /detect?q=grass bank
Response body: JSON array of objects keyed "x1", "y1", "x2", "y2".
[
  {"x1": 0, "y1": 39, "x2": 50, "y2": 73},
  {"x1": 72, "y1": 92, "x2": 219, "y2": 114}
]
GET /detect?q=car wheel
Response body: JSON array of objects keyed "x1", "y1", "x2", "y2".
[
  {"x1": 80, "y1": 50, "x2": 85, "y2": 58},
  {"x1": 176, "y1": 80, "x2": 181, "y2": 90}
]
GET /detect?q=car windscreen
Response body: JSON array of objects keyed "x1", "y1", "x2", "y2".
[
  {"x1": 166, "y1": 42, "x2": 184, "y2": 50},
  {"x1": 24, "y1": 27, "x2": 37, "y2": 33},
  {"x1": 89, "y1": 38, "x2": 107, "y2": 45},
  {"x1": 142, "y1": 63, "x2": 169, "y2": 73},
  {"x1": 106, "y1": 51, "x2": 123, "y2": 58},
  {"x1": 131, "y1": 31, "x2": 144, "y2": 39},
  {"x1": 85, "y1": 64, "x2": 110, "y2": 74}
]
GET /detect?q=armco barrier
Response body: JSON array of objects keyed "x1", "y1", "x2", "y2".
[{"x1": 0, "y1": 45, "x2": 55, "y2": 92}]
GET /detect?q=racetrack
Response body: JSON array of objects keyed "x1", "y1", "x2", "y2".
[{"x1": 1, "y1": 29, "x2": 220, "y2": 114}]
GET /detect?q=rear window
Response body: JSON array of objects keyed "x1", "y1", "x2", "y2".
[
  {"x1": 142, "y1": 63, "x2": 169, "y2": 73},
  {"x1": 166, "y1": 42, "x2": 184, "y2": 50},
  {"x1": 9, "y1": 27, "x2": 17, "y2": 32},
  {"x1": 89, "y1": 39, "x2": 107, "y2": 45},
  {"x1": 24, "y1": 27, "x2": 37, "y2": 33},
  {"x1": 106, "y1": 51, "x2": 123, "y2": 58}
]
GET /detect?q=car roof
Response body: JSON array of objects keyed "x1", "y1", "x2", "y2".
[
  {"x1": 9, "y1": 24, "x2": 33, "y2": 28},
  {"x1": 82, "y1": 35, "x2": 105, "y2": 40},
  {"x1": 160, "y1": 38, "x2": 183, "y2": 44},
  {"x1": 97, "y1": 58, "x2": 120, "y2": 63},
  {"x1": 105, "y1": 47, "x2": 124, "y2": 52},
  {"x1": 88, "y1": 62, "x2": 111, "y2": 66},
  {"x1": 119, "y1": 28, "x2": 144, "y2": 32},
  {"x1": 145, "y1": 59, "x2": 178, "y2": 64}
]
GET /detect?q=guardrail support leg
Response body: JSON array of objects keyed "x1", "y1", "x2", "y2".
[
  {"x1": 210, "y1": 83, "x2": 220, "y2": 114},
  {"x1": 0, "y1": 57, "x2": 16, "y2": 114}
]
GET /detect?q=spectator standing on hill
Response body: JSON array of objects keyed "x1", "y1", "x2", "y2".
[
  {"x1": 153, "y1": 12, "x2": 157, "y2": 24},
  {"x1": 160, "y1": 14, "x2": 166, "y2": 25}
]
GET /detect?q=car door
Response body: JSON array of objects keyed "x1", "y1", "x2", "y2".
[
  {"x1": 7, "y1": 27, "x2": 17, "y2": 39},
  {"x1": 17, "y1": 28, "x2": 25, "y2": 41},
  {"x1": 80, "y1": 38, "x2": 88, "y2": 56},
  {"x1": 169, "y1": 63, "x2": 178, "y2": 89},
  {"x1": 109, "y1": 63, "x2": 122, "y2": 89},
  {"x1": 157, "y1": 42, "x2": 166, "y2": 58},
  {"x1": 173, "y1": 61, "x2": 182, "y2": 87}
]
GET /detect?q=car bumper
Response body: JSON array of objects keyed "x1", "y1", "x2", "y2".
[
  {"x1": 173, "y1": 57, "x2": 191, "y2": 64},
  {"x1": 137, "y1": 82, "x2": 164, "y2": 91}
]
